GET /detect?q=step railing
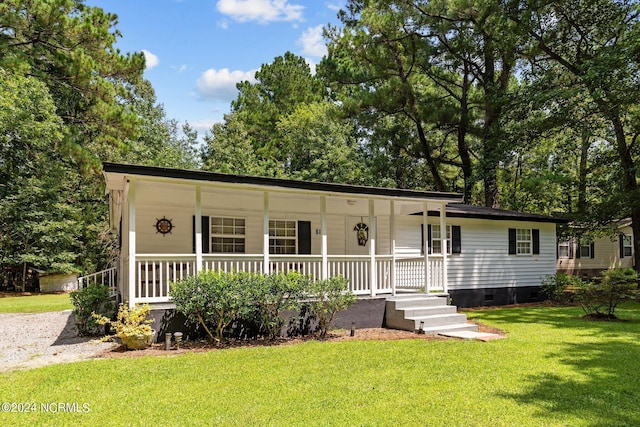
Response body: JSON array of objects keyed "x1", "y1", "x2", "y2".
[{"x1": 77, "y1": 267, "x2": 118, "y2": 296}]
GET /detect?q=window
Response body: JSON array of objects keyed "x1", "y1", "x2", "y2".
[
  {"x1": 558, "y1": 241, "x2": 570, "y2": 258},
  {"x1": 579, "y1": 239, "x2": 592, "y2": 258},
  {"x1": 431, "y1": 224, "x2": 452, "y2": 255},
  {"x1": 516, "y1": 228, "x2": 532, "y2": 255},
  {"x1": 623, "y1": 235, "x2": 632, "y2": 257},
  {"x1": 509, "y1": 228, "x2": 540, "y2": 255},
  {"x1": 269, "y1": 220, "x2": 296, "y2": 254},
  {"x1": 210, "y1": 217, "x2": 245, "y2": 253}
]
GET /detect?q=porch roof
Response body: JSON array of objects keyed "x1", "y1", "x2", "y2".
[{"x1": 103, "y1": 162, "x2": 464, "y2": 203}]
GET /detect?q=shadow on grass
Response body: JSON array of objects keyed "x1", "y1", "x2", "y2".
[{"x1": 499, "y1": 338, "x2": 640, "y2": 426}]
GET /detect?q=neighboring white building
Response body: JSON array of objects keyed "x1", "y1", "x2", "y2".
[
  {"x1": 556, "y1": 219, "x2": 634, "y2": 278},
  {"x1": 102, "y1": 163, "x2": 567, "y2": 309}
]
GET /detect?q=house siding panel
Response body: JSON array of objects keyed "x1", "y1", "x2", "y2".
[{"x1": 556, "y1": 225, "x2": 634, "y2": 276}]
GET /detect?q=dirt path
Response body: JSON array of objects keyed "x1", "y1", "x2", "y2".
[{"x1": 0, "y1": 310, "x2": 116, "y2": 372}]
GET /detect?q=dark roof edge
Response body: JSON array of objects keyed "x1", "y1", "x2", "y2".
[
  {"x1": 424, "y1": 205, "x2": 569, "y2": 224},
  {"x1": 103, "y1": 162, "x2": 463, "y2": 201}
]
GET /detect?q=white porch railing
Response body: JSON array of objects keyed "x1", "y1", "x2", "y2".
[
  {"x1": 77, "y1": 267, "x2": 118, "y2": 296},
  {"x1": 130, "y1": 254, "x2": 446, "y2": 303}
]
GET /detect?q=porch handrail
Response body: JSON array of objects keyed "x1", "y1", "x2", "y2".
[{"x1": 77, "y1": 267, "x2": 118, "y2": 296}]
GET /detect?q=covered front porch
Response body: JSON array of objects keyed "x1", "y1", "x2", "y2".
[{"x1": 103, "y1": 163, "x2": 463, "y2": 307}]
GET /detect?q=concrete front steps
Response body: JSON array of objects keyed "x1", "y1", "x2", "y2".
[{"x1": 385, "y1": 295, "x2": 478, "y2": 334}]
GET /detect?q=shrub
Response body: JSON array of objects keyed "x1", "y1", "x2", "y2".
[
  {"x1": 306, "y1": 275, "x2": 356, "y2": 337},
  {"x1": 541, "y1": 273, "x2": 583, "y2": 304},
  {"x1": 575, "y1": 268, "x2": 639, "y2": 319},
  {"x1": 170, "y1": 271, "x2": 254, "y2": 341},
  {"x1": 94, "y1": 303, "x2": 155, "y2": 350},
  {"x1": 253, "y1": 272, "x2": 306, "y2": 339},
  {"x1": 70, "y1": 284, "x2": 114, "y2": 336}
]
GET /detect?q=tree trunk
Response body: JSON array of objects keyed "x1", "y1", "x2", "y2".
[{"x1": 576, "y1": 134, "x2": 590, "y2": 217}]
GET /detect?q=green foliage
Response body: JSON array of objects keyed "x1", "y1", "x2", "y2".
[
  {"x1": 170, "y1": 271, "x2": 255, "y2": 341},
  {"x1": 70, "y1": 284, "x2": 114, "y2": 336},
  {"x1": 171, "y1": 271, "x2": 356, "y2": 341},
  {"x1": 94, "y1": 303, "x2": 154, "y2": 350},
  {"x1": 305, "y1": 275, "x2": 357, "y2": 338},
  {"x1": 541, "y1": 273, "x2": 584, "y2": 304},
  {"x1": 575, "y1": 269, "x2": 639, "y2": 319}
]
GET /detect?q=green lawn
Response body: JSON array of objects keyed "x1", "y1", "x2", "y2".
[
  {"x1": 0, "y1": 293, "x2": 72, "y2": 313},
  {"x1": 1, "y1": 303, "x2": 639, "y2": 426}
]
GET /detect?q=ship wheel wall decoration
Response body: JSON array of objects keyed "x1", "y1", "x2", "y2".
[{"x1": 155, "y1": 216, "x2": 174, "y2": 236}]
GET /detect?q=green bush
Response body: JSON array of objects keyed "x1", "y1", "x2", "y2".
[
  {"x1": 306, "y1": 275, "x2": 356, "y2": 338},
  {"x1": 170, "y1": 271, "x2": 254, "y2": 341},
  {"x1": 171, "y1": 271, "x2": 357, "y2": 341},
  {"x1": 70, "y1": 284, "x2": 114, "y2": 336},
  {"x1": 541, "y1": 273, "x2": 583, "y2": 303},
  {"x1": 575, "y1": 268, "x2": 639, "y2": 319},
  {"x1": 251, "y1": 272, "x2": 306, "y2": 339}
]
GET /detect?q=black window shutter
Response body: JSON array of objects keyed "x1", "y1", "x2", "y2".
[
  {"x1": 508, "y1": 228, "x2": 516, "y2": 255},
  {"x1": 298, "y1": 221, "x2": 311, "y2": 255},
  {"x1": 620, "y1": 234, "x2": 625, "y2": 258},
  {"x1": 451, "y1": 225, "x2": 461, "y2": 254},
  {"x1": 568, "y1": 240, "x2": 574, "y2": 259},
  {"x1": 532, "y1": 229, "x2": 540, "y2": 255},
  {"x1": 420, "y1": 224, "x2": 433, "y2": 255},
  {"x1": 575, "y1": 239, "x2": 581, "y2": 259},
  {"x1": 192, "y1": 216, "x2": 210, "y2": 253},
  {"x1": 590, "y1": 242, "x2": 595, "y2": 258}
]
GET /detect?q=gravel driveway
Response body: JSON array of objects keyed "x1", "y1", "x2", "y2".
[{"x1": 0, "y1": 310, "x2": 116, "y2": 372}]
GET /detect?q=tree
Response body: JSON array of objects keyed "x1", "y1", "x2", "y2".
[
  {"x1": 231, "y1": 51, "x2": 326, "y2": 165},
  {"x1": 503, "y1": 0, "x2": 640, "y2": 268},
  {"x1": 321, "y1": 0, "x2": 521, "y2": 205},
  {"x1": 0, "y1": 69, "x2": 82, "y2": 287},
  {"x1": 0, "y1": 0, "x2": 146, "y2": 168}
]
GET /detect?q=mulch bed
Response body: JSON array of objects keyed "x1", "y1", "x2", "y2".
[{"x1": 97, "y1": 323, "x2": 506, "y2": 360}]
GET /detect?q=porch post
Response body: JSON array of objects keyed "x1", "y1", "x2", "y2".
[
  {"x1": 321, "y1": 196, "x2": 328, "y2": 280},
  {"x1": 263, "y1": 192, "x2": 270, "y2": 274},
  {"x1": 390, "y1": 200, "x2": 396, "y2": 295},
  {"x1": 423, "y1": 201, "x2": 430, "y2": 293},
  {"x1": 195, "y1": 185, "x2": 203, "y2": 273},
  {"x1": 369, "y1": 199, "x2": 376, "y2": 297},
  {"x1": 440, "y1": 202, "x2": 448, "y2": 293},
  {"x1": 127, "y1": 180, "x2": 136, "y2": 308}
]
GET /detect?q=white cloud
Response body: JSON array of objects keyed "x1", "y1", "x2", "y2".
[
  {"x1": 196, "y1": 68, "x2": 257, "y2": 102},
  {"x1": 299, "y1": 25, "x2": 327, "y2": 58},
  {"x1": 190, "y1": 118, "x2": 222, "y2": 135},
  {"x1": 326, "y1": 1, "x2": 344, "y2": 12},
  {"x1": 216, "y1": 0, "x2": 304, "y2": 24},
  {"x1": 141, "y1": 49, "x2": 159, "y2": 69},
  {"x1": 305, "y1": 58, "x2": 317, "y2": 75}
]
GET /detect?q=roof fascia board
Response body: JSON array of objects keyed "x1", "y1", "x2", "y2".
[{"x1": 103, "y1": 162, "x2": 464, "y2": 204}]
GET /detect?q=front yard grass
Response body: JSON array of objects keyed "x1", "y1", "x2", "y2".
[
  {"x1": 1, "y1": 303, "x2": 639, "y2": 426},
  {"x1": 0, "y1": 293, "x2": 72, "y2": 313}
]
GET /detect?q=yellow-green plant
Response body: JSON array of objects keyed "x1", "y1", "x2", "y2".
[{"x1": 94, "y1": 303, "x2": 154, "y2": 349}]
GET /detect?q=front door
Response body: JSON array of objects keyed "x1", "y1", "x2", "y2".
[{"x1": 347, "y1": 216, "x2": 376, "y2": 255}]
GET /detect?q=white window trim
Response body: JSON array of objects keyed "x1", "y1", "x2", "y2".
[
  {"x1": 516, "y1": 228, "x2": 532, "y2": 256},
  {"x1": 623, "y1": 234, "x2": 632, "y2": 257},
  {"x1": 269, "y1": 219, "x2": 297, "y2": 255},
  {"x1": 431, "y1": 224, "x2": 452, "y2": 255},
  {"x1": 210, "y1": 216, "x2": 246, "y2": 254},
  {"x1": 558, "y1": 240, "x2": 570, "y2": 259}
]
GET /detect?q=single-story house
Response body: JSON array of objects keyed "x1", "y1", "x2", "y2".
[
  {"x1": 102, "y1": 163, "x2": 567, "y2": 316},
  {"x1": 556, "y1": 219, "x2": 634, "y2": 278}
]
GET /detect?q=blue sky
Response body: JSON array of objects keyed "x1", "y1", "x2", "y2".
[{"x1": 86, "y1": 0, "x2": 346, "y2": 136}]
